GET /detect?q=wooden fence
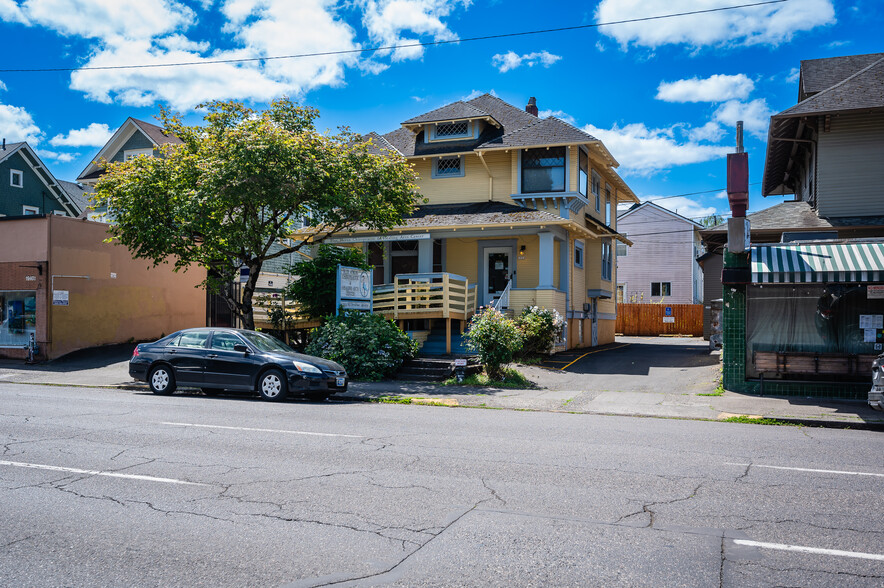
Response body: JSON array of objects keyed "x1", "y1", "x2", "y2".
[{"x1": 615, "y1": 303, "x2": 704, "y2": 336}]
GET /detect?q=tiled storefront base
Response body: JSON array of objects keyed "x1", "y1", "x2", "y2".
[{"x1": 721, "y1": 250, "x2": 869, "y2": 400}]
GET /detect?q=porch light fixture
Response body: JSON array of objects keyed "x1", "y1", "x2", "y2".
[{"x1": 519, "y1": 245, "x2": 526, "y2": 254}]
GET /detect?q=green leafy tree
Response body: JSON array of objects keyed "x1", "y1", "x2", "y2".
[
  {"x1": 285, "y1": 244, "x2": 371, "y2": 318},
  {"x1": 464, "y1": 307, "x2": 523, "y2": 381},
  {"x1": 698, "y1": 213, "x2": 725, "y2": 228},
  {"x1": 93, "y1": 98, "x2": 419, "y2": 330}
]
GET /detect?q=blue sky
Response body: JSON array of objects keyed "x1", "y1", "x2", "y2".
[{"x1": 1, "y1": 0, "x2": 880, "y2": 221}]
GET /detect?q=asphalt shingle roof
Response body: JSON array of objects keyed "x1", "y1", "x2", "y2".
[
  {"x1": 0, "y1": 141, "x2": 25, "y2": 163},
  {"x1": 57, "y1": 180, "x2": 93, "y2": 214},
  {"x1": 353, "y1": 201, "x2": 565, "y2": 232},
  {"x1": 780, "y1": 56, "x2": 884, "y2": 118},
  {"x1": 799, "y1": 52, "x2": 884, "y2": 100},
  {"x1": 132, "y1": 118, "x2": 183, "y2": 146},
  {"x1": 479, "y1": 116, "x2": 598, "y2": 149},
  {"x1": 402, "y1": 101, "x2": 496, "y2": 125}
]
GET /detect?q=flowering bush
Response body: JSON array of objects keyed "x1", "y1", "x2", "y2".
[
  {"x1": 515, "y1": 306, "x2": 564, "y2": 358},
  {"x1": 306, "y1": 311, "x2": 418, "y2": 381},
  {"x1": 464, "y1": 307, "x2": 523, "y2": 380}
]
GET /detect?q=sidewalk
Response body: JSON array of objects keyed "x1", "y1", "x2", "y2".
[{"x1": 1, "y1": 346, "x2": 881, "y2": 430}]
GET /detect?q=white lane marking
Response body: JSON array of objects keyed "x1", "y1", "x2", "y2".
[
  {"x1": 161, "y1": 422, "x2": 363, "y2": 438},
  {"x1": 0, "y1": 460, "x2": 208, "y2": 486},
  {"x1": 726, "y1": 463, "x2": 884, "y2": 478},
  {"x1": 734, "y1": 540, "x2": 884, "y2": 562}
]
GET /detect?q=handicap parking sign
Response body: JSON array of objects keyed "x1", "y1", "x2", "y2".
[{"x1": 665, "y1": 306, "x2": 672, "y2": 316}]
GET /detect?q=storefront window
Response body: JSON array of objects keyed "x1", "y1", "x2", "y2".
[{"x1": 0, "y1": 291, "x2": 37, "y2": 347}]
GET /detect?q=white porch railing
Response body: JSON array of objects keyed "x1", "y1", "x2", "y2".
[
  {"x1": 491, "y1": 279, "x2": 512, "y2": 312},
  {"x1": 373, "y1": 273, "x2": 478, "y2": 320}
]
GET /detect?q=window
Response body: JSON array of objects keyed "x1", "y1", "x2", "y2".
[
  {"x1": 432, "y1": 156, "x2": 464, "y2": 178},
  {"x1": 433, "y1": 121, "x2": 470, "y2": 138},
  {"x1": 22, "y1": 205, "x2": 39, "y2": 215},
  {"x1": 605, "y1": 187, "x2": 612, "y2": 225},
  {"x1": 616, "y1": 284, "x2": 626, "y2": 303},
  {"x1": 53, "y1": 210, "x2": 67, "y2": 216},
  {"x1": 574, "y1": 240, "x2": 584, "y2": 268},
  {"x1": 601, "y1": 240, "x2": 612, "y2": 280},
  {"x1": 651, "y1": 282, "x2": 671, "y2": 297},
  {"x1": 591, "y1": 171, "x2": 601, "y2": 211},
  {"x1": 171, "y1": 330, "x2": 209, "y2": 348},
  {"x1": 10, "y1": 169, "x2": 23, "y2": 188},
  {"x1": 210, "y1": 331, "x2": 245, "y2": 351},
  {"x1": 124, "y1": 148, "x2": 153, "y2": 160},
  {"x1": 0, "y1": 291, "x2": 37, "y2": 347},
  {"x1": 616, "y1": 235, "x2": 628, "y2": 257},
  {"x1": 578, "y1": 149, "x2": 588, "y2": 196},
  {"x1": 522, "y1": 146, "x2": 565, "y2": 193}
]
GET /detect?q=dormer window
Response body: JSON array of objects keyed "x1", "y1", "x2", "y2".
[
  {"x1": 10, "y1": 169, "x2": 23, "y2": 188},
  {"x1": 427, "y1": 121, "x2": 475, "y2": 142},
  {"x1": 432, "y1": 156, "x2": 464, "y2": 178},
  {"x1": 124, "y1": 148, "x2": 153, "y2": 160}
]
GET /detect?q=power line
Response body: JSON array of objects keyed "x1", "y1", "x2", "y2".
[
  {"x1": 644, "y1": 182, "x2": 762, "y2": 203},
  {"x1": 0, "y1": 1, "x2": 788, "y2": 73}
]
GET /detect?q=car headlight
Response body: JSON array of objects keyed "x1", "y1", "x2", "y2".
[{"x1": 293, "y1": 361, "x2": 323, "y2": 374}]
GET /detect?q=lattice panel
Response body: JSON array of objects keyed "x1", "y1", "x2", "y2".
[
  {"x1": 435, "y1": 121, "x2": 469, "y2": 137},
  {"x1": 436, "y1": 157, "x2": 461, "y2": 175}
]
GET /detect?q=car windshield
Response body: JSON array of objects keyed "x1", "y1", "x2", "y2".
[{"x1": 239, "y1": 331, "x2": 294, "y2": 353}]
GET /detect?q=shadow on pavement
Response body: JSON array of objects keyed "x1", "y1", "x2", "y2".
[{"x1": 541, "y1": 337, "x2": 719, "y2": 376}]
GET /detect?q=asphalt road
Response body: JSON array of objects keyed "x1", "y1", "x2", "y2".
[{"x1": 1, "y1": 383, "x2": 882, "y2": 587}]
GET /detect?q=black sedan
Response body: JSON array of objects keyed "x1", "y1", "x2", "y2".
[{"x1": 129, "y1": 328, "x2": 347, "y2": 401}]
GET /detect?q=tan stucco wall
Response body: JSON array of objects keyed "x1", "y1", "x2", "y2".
[
  {"x1": 0, "y1": 219, "x2": 48, "y2": 262},
  {"x1": 45, "y1": 216, "x2": 205, "y2": 358},
  {"x1": 598, "y1": 319, "x2": 616, "y2": 345}
]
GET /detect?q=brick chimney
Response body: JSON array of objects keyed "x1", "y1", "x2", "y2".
[{"x1": 526, "y1": 97, "x2": 538, "y2": 116}]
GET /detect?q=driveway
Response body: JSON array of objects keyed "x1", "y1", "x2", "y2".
[{"x1": 518, "y1": 336, "x2": 721, "y2": 395}]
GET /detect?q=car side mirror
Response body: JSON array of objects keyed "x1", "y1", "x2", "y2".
[{"x1": 233, "y1": 344, "x2": 249, "y2": 354}]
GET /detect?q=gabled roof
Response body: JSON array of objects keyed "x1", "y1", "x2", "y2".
[
  {"x1": 57, "y1": 180, "x2": 93, "y2": 215},
  {"x1": 799, "y1": 52, "x2": 884, "y2": 101},
  {"x1": 362, "y1": 131, "x2": 402, "y2": 156},
  {"x1": 477, "y1": 116, "x2": 599, "y2": 150},
  {"x1": 0, "y1": 142, "x2": 84, "y2": 216},
  {"x1": 402, "y1": 101, "x2": 499, "y2": 127},
  {"x1": 617, "y1": 200, "x2": 703, "y2": 228},
  {"x1": 76, "y1": 116, "x2": 181, "y2": 183},
  {"x1": 703, "y1": 201, "x2": 832, "y2": 234},
  {"x1": 779, "y1": 56, "x2": 884, "y2": 118}
]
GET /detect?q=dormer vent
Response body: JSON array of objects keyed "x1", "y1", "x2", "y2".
[{"x1": 436, "y1": 121, "x2": 469, "y2": 137}]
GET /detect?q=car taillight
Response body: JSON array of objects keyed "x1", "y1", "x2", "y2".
[{"x1": 132, "y1": 345, "x2": 140, "y2": 357}]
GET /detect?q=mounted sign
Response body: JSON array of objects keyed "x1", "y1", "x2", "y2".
[
  {"x1": 336, "y1": 265, "x2": 373, "y2": 315},
  {"x1": 326, "y1": 233, "x2": 431, "y2": 244},
  {"x1": 869, "y1": 285, "x2": 884, "y2": 299},
  {"x1": 52, "y1": 290, "x2": 69, "y2": 306},
  {"x1": 664, "y1": 306, "x2": 672, "y2": 317},
  {"x1": 662, "y1": 317, "x2": 675, "y2": 323}
]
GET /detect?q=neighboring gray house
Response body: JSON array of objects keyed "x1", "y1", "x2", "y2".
[
  {"x1": 699, "y1": 51, "x2": 884, "y2": 339},
  {"x1": 616, "y1": 201, "x2": 703, "y2": 304},
  {"x1": 0, "y1": 141, "x2": 85, "y2": 218}
]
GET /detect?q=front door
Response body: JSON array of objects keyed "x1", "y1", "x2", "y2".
[{"x1": 483, "y1": 247, "x2": 511, "y2": 306}]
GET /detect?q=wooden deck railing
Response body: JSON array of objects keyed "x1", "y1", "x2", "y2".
[{"x1": 373, "y1": 273, "x2": 477, "y2": 321}]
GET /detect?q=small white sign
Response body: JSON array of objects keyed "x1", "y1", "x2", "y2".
[
  {"x1": 339, "y1": 267, "x2": 372, "y2": 301},
  {"x1": 859, "y1": 314, "x2": 883, "y2": 329},
  {"x1": 868, "y1": 285, "x2": 884, "y2": 299},
  {"x1": 25, "y1": 275, "x2": 36, "y2": 282},
  {"x1": 340, "y1": 299, "x2": 371, "y2": 310},
  {"x1": 864, "y1": 328, "x2": 878, "y2": 343},
  {"x1": 52, "y1": 290, "x2": 69, "y2": 306},
  {"x1": 662, "y1": 317, "x2": 675, "y2": 323},
  {"x1": 110, "y1": 272, "x2": 117, "y2": 279},
  {"x1": 876, "y1": 343, "x2": 883, "y2": 351},
  {"x1": 454, "y1": 358, "x2": 467, "y2": 367}
]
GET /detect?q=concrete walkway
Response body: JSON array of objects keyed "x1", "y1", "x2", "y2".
[{"x1": 1, "y1": 341, "x2": 881, "y2": 430}]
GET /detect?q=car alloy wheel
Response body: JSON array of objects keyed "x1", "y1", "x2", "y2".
[
  {"x1": 149, "y1": 366, "x2": 176, "y2": 395},
  {"x1": 259, "y1": 369, "x2": 287, "y2": 401}
]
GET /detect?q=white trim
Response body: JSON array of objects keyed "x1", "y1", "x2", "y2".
[
  {"x1": 124, "y1": 147, "x2": 154, "y2": 160},
  {"x1": 426, "y1": 120, "x2": 477, "y2": 142},
  {"x1": 618, "y1": 200, "x2": 704, "y2": 228},
  {"x1": 483, "y1": 246, "x2": 512, "y2": 306},
  {"x1": 22, "y1": 205, "x2": 40, "y2": 215},
  {"x1": 52, "y1": 210, "x2": 67, "y2": 216},
  {"x1": 431, "y1": 155, "x2": 465, "y2": 178},
  {"x1": 9, "y1": 169, "x2": 23, "y2": 188}
]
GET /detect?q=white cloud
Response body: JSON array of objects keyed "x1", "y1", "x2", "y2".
[
  {"x1": 461, "y1": 89, "x2": 496, "y2": 101},
  {"x1": 0, "y1": 79, "x2": 6, "y2": 91},
  {"x1": 826, "y1": 40, "x2": 851, "y2": 49},
  {"x1": 0, "y1": 0, "x2": 28, "y2": 24},
  {"x1": 687, "y1": 121, "x2": 723, "y2": 142},
  {"x1": 596, "y1": 0, "x2": 835, "y2": 49},
  {"x1": 786, "y1": 67, "x2": 800, "y2": 84},
  {"x1": 650, "y1": 196, "x2": 717, "y2": 219},
  {"x1": 0, "y1": 103, "x2": 44, "y2": 144},
  {"x1": 491, "y1": 50, "x2": 561, "y2": 73},
  {"x1": 538, "y1": 109, "x2": 576, "y2": 126},
  {"x1": 50, "y1": 123, "x2": 114, "y2": 147},
  {"x1": 36, "y1": 149, "x2": 78, "y2": 163},
  {"x1": 656, "y1": 74, "x2": 754, "y2": 103},
  {"x1": 584, "y1": 122, "x2": 730, "y2": 175},
  {"x1": 712, "y1": 98, "x2": 774, "y2": 140},
  {"x1": 713, "y1": 190, "x2": 728, "y2": 200},
  {"x1": 361, "y1": 0, "x2": 467, "y2": 62}
]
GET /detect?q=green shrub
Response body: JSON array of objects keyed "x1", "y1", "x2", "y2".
[
  {"x1": 515, "y1": 306, "x2": 564, "y2": 358},
  {"x1": 464, "y1": 307, "x2": 523, "y2": 380},
  {"x1": 285, "y1": 244, "x2": 371, "y2": 319},
  {"x1": 306, "y1": 311, "x2": 418, "y2": 380}
]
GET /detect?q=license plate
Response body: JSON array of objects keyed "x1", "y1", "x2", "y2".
[{"x1": 336, "y1": 377, "x2": 345, "y2": 387}]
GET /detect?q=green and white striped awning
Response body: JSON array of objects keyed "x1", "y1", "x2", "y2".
[{"x1": 751, "y1": 242, "x2": 884, "y2": 283}]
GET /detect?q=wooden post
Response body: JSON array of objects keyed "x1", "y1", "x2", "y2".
[
  {"x1": 442, "y1": 274, "x2": 450, "y2": 319},
  {"x1": 393, "y1": 277, "x2": 399, "y2": 320},
  {"x1": 446, "y1": 317, "x2": 452, "y2": 355}
]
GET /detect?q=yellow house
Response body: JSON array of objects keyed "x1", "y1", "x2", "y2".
[{"x1": 304, "y1": 94, "x2": 636, "y2": 353}]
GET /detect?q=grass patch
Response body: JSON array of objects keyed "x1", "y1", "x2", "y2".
[
  {"x1": 516, "y1": 356, "x2": 544, "y2": 366},
  {"x1": 371, "y1": 395, "x2": 415, "y2": 404},
  {"x1": 698, "y1": 383, "x2": 725, "y2": 397},
  {"x1": 442, "y1": 367, "x2": 532, "y2": 389},
  {"x1": 720, "y1": 416, "x2": 799, "y2": 426}
]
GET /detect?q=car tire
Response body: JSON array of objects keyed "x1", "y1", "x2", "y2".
[
  {"x1": 201, "y1": 388, "x2": 223, "y2": 397},
  {"x1": 258, "y1": 369, "x2": 288, "y2": 402},
  {"x1": 149, "y1": 365, "x2": 176, "y2": 395}
]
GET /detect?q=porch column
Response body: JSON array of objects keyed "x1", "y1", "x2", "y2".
[
  {"x1": 418, "y1": 238, "x2": 433, "y2": 273},
  {"x1": 538, "y1": 231, "x2": 555, "y2": 289}
]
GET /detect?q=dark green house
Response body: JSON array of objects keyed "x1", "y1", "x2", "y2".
[{"x1": 0, "y1": 141, "x2": 85, "y2": 218}]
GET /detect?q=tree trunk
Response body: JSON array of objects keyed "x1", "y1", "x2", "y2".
[{"x1": 238, "y1": 260, "x2": 263, "y2": 331}]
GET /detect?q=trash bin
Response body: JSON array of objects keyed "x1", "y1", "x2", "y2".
[{"x1": 870, "y1": 353, "x2": 884, "y2": 411}]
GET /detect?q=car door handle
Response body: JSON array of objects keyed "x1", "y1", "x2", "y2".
[
  {"x1": 168, "y1": 350, "x2": 177, "y2": 354},
  {"x1": 207, "y1": 354, "x2": 218, "y2": 358}
]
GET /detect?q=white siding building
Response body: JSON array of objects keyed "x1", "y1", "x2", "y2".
[{"x1": 616, "y1": 202, "x2": 703, "y2": 305}]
